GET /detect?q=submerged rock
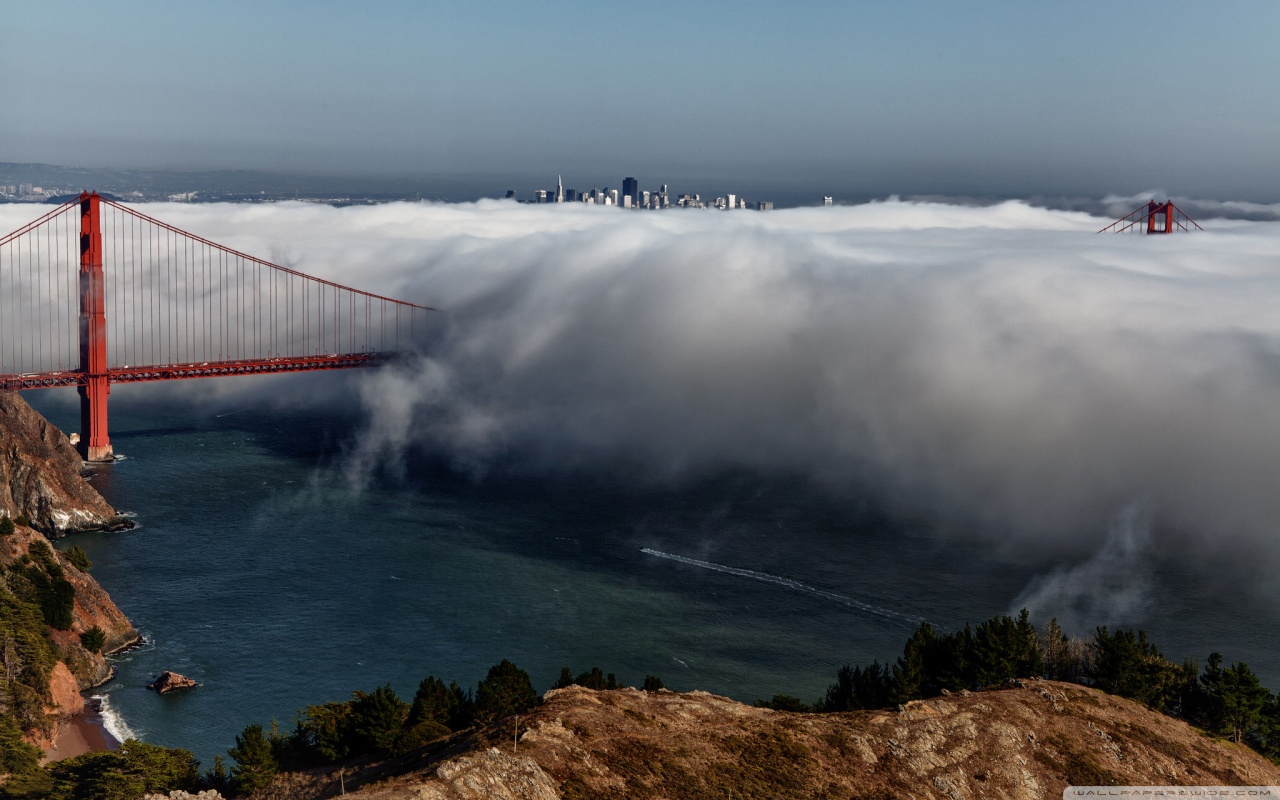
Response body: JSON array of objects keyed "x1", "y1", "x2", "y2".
[{"x1": 148, "y1": 672, "x2": 198, "y2": 695}]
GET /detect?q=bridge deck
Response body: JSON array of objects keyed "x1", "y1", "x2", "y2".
[{"x1": 0, "y1": 353, "x2": 395, "y2": 392}]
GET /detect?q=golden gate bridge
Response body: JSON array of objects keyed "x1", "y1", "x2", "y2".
[{"x1": 0, "y1": 193, "x2": 430, "y2": 461}]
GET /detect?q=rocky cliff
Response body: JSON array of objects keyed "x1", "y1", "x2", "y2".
[
  {"x1": 0, "y1": 524, "x2": 140, "y2": 738},
  {"x1": 0, "y1": 391, "x2": 130, "y2": 536},
  {"x1": 287, "y1": 681, "x2": 1280, "y2": 800}
]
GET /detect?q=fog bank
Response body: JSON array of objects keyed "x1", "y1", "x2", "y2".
[{"x1": 10, "y1": 197, "x2": 1280, "y2": 614}]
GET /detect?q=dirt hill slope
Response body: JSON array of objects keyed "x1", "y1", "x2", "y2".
[{"x1": 287, "y1": 680, "x2": 1280, "y2": 800}]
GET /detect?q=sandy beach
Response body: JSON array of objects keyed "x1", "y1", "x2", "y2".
[{"x1": 42, "y1": 699, "x2": 119, "y2": 764}]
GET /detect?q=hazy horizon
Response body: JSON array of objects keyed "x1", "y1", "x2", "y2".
[{"x1": 4, "y1": 2, "x2": 1280, "y2": 202}]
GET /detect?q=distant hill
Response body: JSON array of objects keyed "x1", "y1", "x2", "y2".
[{"x1": 0, "y1": 161, "x2": 511, "y2": 204}]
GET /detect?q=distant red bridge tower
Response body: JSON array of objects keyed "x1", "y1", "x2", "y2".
[{"x1": 1097, "y1": 199, "x2": 1203, "y2": 234}]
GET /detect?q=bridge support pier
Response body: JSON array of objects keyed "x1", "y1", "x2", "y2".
[
  {"x1": 78, "y1": 378, "x2": 112, "y2": 462},
  {"x1": 77, "y1": 192, "x2": 113, "y2": 462}
]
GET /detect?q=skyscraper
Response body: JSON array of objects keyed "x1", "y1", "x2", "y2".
[
  {"x1": 622, "y1": 177, "x2": 638, "y2": 207},
  {"x1": 556, "y1": 175, "x2": 565, "y2": 203}
]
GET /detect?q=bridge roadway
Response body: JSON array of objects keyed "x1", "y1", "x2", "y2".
[{"x1": 0, "y1": 352, "x2": 393, "y2": 392}]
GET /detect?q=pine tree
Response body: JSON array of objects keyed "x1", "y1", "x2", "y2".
[
  {"x1": 1042, "y1": 618, "x2": 1069, "y2": 680},
  {"x1": 553, "y1": 666, "x2": 574, "y2": 689},
  {"x1": 409, "y1": 676, "x2": 460, "y2": 730},
  {"x1": 228, "y1": 724, "x2": 278, "y2": 794},
  {"x1": 474, "y1": 660, "x2": 537, "y2": 725},
  {"x1": 1201, "y1": 653, "x2": 1271, "y2": 744},
  {"x1": 349, "y1": 684, "x2": 409, "y2": 753}
]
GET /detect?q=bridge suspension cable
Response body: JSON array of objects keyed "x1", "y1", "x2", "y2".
[{"x1": 0, "y1": 193, "x2": 432, "y2": 459}]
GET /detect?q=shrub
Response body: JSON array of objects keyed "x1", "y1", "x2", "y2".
[
  {"x1": 80, "y1": 626, "x2": 107, "y2": 654},
  {"x1": 14, "y1": 513, "x2": 30, "y2": 528},
  {"x1": 393, "y1": 720, "x2": 451, "y2": 755},
  {"x1": 49, "y1": 739, "x2": 199, "y2": 800},
  {"x1": 756, "y1": 694, "x2": 811, "y2": 712},
  {"x1": 0, "y1": 516, "x2": 14, "y2": 536},
  {"x1": 642, "y1": 674, "x2": 665, "y2": 692}
]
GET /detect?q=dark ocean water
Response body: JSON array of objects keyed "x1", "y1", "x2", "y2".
[{"x1": 24, "y1": 381, "x2": 1280, "y2": 767}]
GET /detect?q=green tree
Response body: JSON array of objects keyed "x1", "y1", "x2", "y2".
[
  {"x1": 348, "y1": 684, "x2": 409, "y2": 753},
  {"x1": 408, "y1": 676, "x2": 455, "y2": 729},
  {"x1": 968, "y1": 610, "x2": 1044, "y2": 687},
  {"x1": 474, "y1": 660, "x2": 537, "y2": 725},
  {"x1": 203, "y1": 754, "x2": 232, "y2": 796},
  {"x1": 893, "y1": 622, "x2": 937, "y2": 702},
  {"x1": 553, "y1": 666, "x2": 574, "y2": 689},
  {"x1": 642, "y1": 675, "x2": 665, "y2": 692},
  {"x1": 823, "y1": 661, "x2": 893, "y2": 711},
  {"x1": 572, "y1": 667, "x2": 609, "y2": 690},
  {"x1": 0, "y1": 516, "x2": 14, "y2": 536},
  {"x1": 0, "y1": 713, "x2": 51, "y2": 797},
  {"x1": 296, "y1": 701, "x2": 354, "y2": 763},
  {"x1": 79, "y1": 627, "x2": 106, "y2": 654},
  {"x1": 227, "y1": 724, "x2": 278, "y2": 795},
  {"x1": 1200, "y1": 653, "x2": 1272, "y2": 745},
  {"x1": 1091, "y1": 627, "x2": 1179, "y2": 709}
]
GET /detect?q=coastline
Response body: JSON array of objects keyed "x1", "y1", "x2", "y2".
[{"x1": 41, "y1": 697, "x2": 120, "y2": 764}]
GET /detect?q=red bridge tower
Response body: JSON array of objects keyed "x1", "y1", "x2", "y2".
[{"x1": 78, "y1": 193, "x2": 112, "y2": 461}]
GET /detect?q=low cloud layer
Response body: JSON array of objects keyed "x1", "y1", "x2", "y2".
[{"x1": 9, "y1": 197, "x2": 1280, "y2": 614}]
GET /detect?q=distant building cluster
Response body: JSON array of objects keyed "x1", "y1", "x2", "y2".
[
  {"x1": 509, "y1": 176, "x2": 778, "y2": 211},
  {"x1": 0, "y1": 183, "x2": 62, "y2": 201}
]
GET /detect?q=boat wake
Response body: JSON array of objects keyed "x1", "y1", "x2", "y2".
[{"x1": 639, "y1": 548, "x2": 924, "y2": 626}]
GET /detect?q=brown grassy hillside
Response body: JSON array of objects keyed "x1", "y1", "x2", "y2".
[{"x1": 249, "y1": 680, "x2": 1280, "y2": 800}]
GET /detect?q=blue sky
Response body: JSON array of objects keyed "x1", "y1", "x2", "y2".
[{"x1": 2, "y1": 1, "x2": 1277, "y2": 198}]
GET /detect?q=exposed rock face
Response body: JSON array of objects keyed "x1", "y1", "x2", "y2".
[
  {"x1": 148, "y1": 672, "x2": 199, "y2": 695},
  {"x1": 413, "y1": 748, "x2": 561, "y2": 800},
  {"x1": 329, "y1": 682, "x2": 1280, "y2": 800},
  {"x1": 0, "y1": 391, "x2": 131, "y2": 536},
  {"x1": 47, "y1": 662, "x2": 86, "y2": 718}
]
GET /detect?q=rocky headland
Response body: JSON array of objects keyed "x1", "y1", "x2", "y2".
[
  {"x1": 255, "y1": 681, "x2": 1280, "y2": 799},
  {"x1": 0, "y1": 391, "x2": 133, "y2": 536},
  {"x1": 0, "y1": 391, "x2": 140, "y2": 754}
]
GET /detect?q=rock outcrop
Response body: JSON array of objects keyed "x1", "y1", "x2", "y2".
[
  {"x1": 0, "y1": 391, "x2": 131, "y2": 536},
  {"x1": 312, "y1": 681, "x2": 1280, "y2": 800},
  {"x1": 148, "y1": 672, "x2": 198, "y2": 695}
]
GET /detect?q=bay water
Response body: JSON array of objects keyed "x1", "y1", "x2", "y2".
[{"x1": 26, "y1": 381, "x2": 1280, "y2": 767}]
